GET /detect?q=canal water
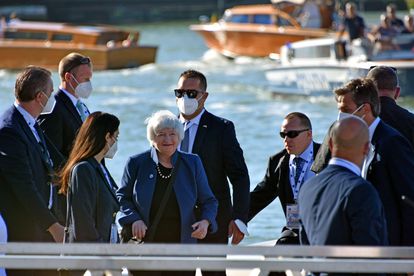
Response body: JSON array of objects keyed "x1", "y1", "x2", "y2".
[{"x1": 1, "y1": 20, "x2": 413, "y2": 244}]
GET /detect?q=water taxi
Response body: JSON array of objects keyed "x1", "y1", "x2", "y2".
[
  {"x1": 190, "y1": 0, "x2": 336, "y2": 58},
  {"x1": 264, "y1": 35, "x2": 414, "y2": 96},
  {"x1": 0, "y1": 20, "x2": 157, "y2": 70}
]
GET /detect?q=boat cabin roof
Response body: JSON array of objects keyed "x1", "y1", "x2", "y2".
[
  {"x1": 225, "y1": 4, "x2": 278, "y2": 15},
  {"x1": 3, "y1": 21, "x2": 131, "y2": 45}
]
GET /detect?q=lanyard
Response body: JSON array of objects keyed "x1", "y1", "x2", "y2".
[{"x1": 290, "y1": 149, "x2": 313, "y2": 200}]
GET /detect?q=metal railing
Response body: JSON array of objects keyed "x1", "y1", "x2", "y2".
[{"x1": 0, "y1": 243, "x2": 414, "y2": 275}]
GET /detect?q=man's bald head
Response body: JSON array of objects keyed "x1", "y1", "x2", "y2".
[{"x1": 329, "y1": 116, "x2": 369, "y2": 168}]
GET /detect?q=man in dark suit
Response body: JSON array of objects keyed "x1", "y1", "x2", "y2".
[
  {"x1": 248, "y1": 112, "x2": 320, "y2": 243},
  {"x1": 0, "y1": 66, "x2": 65, "y2": 275},
  {"x1": 38, "y1": 52, "x2": 93, "y2": 163},
  {"x1": 299, "y1": 116, "x2": 388, "y2": 247},
  {"x1": 367, "y1": 65, "x2": 414, "y2": 148},
  {"x1": 37, "y1": 53, "x2": 93, "y2": 225},
  {"x1": 174, "y1": 70, "x2": 250, "y2": 252},
  {"x1": 313, "y1": 78, "x2": 414, "y2": 245}
]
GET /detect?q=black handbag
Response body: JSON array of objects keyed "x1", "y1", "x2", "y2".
[{"x1": 120, "y1": 156, "x2": 182, "y2": 243}]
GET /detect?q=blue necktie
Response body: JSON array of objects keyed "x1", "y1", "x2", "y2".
[
  {"x1": 294, "y1": 157, "x2": 304, "y2": 184},
  {"x1": 76, "y1": 100, "x2": 88, "y2": 122},
  {"x1": 180, "y1": 122, "x2": 190, "y2": 152}
]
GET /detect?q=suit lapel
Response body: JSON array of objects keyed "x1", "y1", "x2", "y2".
[
  {"x1": 192, "y1": 111, "x2": 210, "y2": 154},
  {"x1": 14, "y1": 108, "x2": 48, "y2": 163},
  {"x1": 57, "y1": 90, "x2": 83, "y2": 125},
  {"x1": 278, "y1": 153, "x2": 294, "y2": 204},
  {"x1": 92, "y1": 159, "x2": 119, "y2": 204}
]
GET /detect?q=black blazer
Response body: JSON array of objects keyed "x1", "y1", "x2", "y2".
[
  {"x1": 68, "y1": 158, "x2": 119, "y2": 242},
  {"x1": 367, "y1": 120, "x2": 414, "y2": 245},
  {"x1": 0, "y1": 106, "x2": 58, "y2": 241},
  {"x1": 191, "y1": 110, "x2": 250, "y2": 240},
  {"x1": 248, "y1": 142, "x2": 320, "y2": 221},
  {"x1": 38, "y1": 89, "x2": 83, "y2": 162},
  {"x1": 379, "y1": 96, "x2": 414, "y2": 149}
]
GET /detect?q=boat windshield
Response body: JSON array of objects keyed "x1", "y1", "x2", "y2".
[{"x1": 253, "y1": 14, "x2": 272, "y2": 24}]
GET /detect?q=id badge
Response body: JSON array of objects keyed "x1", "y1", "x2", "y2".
[
  {"x1": 110, "y1": 223, "x2": 118, "y2": 244},
  {"x1": 286, "y1": 204, "x2": 300, "y2": 229}
]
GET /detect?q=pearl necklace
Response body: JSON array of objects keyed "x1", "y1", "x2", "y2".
[{"x1": 156, "y1": 164, "x2": 173, "y2": 179}]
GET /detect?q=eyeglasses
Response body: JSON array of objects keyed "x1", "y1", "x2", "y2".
[
  {"x1": 279, "y1": 129, "x2": 309, "y2": 139},
  {"x1": 174, "y1": 89, "x2": 200, "y2": 99},
  {"x1": 66, "y1": 57, "x2": 91, "y2": 73},
  {"x1": 368, "y1": 65, "x2": 397, "y2": 72}
]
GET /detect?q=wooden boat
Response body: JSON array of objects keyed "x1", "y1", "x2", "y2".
[
  {"x1": 190, "y1": 0, "x2": 336, "y2": 58},
  {"x1": 0, "y1": 20, "x2": 157, "y2": 70},
  {"x1": 264, "y1": 35, "x2": 414, "y2": 97}
]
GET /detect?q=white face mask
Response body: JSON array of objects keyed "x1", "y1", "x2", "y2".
[
  {"x1": 177, "y1": 95, "x2": 199, "y2": 116},
  {"x1": 105, "y1": 141, "x2": 118, "y2": 159},
  {"x1": 40, "y1": 92, "x2": 56, "y2": 114},
  {"x1": 71, "y1": 75, "x2": 93, "y2": 99},
  {"x1": 337, "y1": 104, "x2": 365, "y2": 121}
]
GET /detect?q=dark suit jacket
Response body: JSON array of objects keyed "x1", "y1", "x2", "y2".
[
  {"x1": 117, "y1": 150, "x2": 218, "y2": 243},
  {"x1": 367, "y1": 120, "x2": 414, "y2": 245},
  {"x1": 0, "y1": 106, "x2": 58, "y2": 242},
  {"x1": 191, "y1": 110, "x2": 250, "y2": 243},
  {"x1": 248, "y1": 142, "x2": 320, "y2": 221},
  {"x1": 38, "y1": 89, "x2": 83, "y2": 162},
  {"x1": 69, "y1": 158, "x2": 119, "y2": 242},
  {"x1": 299, "y1": 164, "x2": 388, "y2": 246},
  {"x1": 311, "y1": 119, "x2": 414, "y2": 245},
  {"x1": 379, "y1": 96, "x2": 414, "y2": 149}
]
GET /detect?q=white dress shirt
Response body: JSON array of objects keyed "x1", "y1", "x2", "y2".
[
  {"x1": 361, "y1": 117, "x2": 381, "y2": 179},
  {"x1": 329, "y1": 157, "x2": 361, "y2": 176},
  {"x1": 179, "y1": 109, "x2": 205, "y2": 153}
]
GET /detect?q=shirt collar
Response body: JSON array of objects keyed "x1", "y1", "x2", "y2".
[
  {"x1": 60, "y1": 87, "x2": 79, "y2": 107},
  {"x1": 289, "y1": 141, "x2": 314, "y2": 164},
  {"x1": 14, "y1": 102, "x2": 37, "y2": 127},
  {"x1": 329, "y1": 157, "x2": 361, "y2": 176},
  {"x1": 368, "y1": 117, "x2": 381, "y2": 142},
  {"x1": 179, "y1": 108, "x2": 205, "y2": 128}
]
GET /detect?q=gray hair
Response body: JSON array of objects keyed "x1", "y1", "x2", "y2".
[{"x1": 146, "y1": 110, "x2": 184, "y2": 145}]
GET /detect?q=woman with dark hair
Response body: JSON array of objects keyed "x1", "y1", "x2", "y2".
[{"x1": 59, "y1": 111, "x2": 120, "y2": 243}]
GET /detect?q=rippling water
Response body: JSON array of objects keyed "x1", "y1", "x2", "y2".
[{"x1": 1, "y1": 21, "x2": 414, "y2": 244}]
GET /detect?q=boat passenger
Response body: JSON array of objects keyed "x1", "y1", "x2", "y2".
[
  {"x1": 59, "y1": 111, "x2": 120, "y2": 243},
  {"x1": 368, "y1": 14, "x2": 399, "y2": 53},
  {"x1": 386, "y1": 3, "x2": 405, "y2": 33},
  {"x1": 299, "y1": 0, "x2": 321, "y2": 28},
  {"x1": 249, "y1": 112, "x2": 320, "y2": 247},
  {"x1": 117, "y1": 110, "x2": 218, "y2": 275},
  {"x1": 337, "y1": 2, "x2": 366, "y2": 42},
  {"x1": 403, "y1": 14, "x2": 414, "y2": 33}
]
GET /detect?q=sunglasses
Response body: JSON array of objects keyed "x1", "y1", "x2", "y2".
[
  {"x1": 174, "y1": 89, "x2": 200, "y2": 99},
  {"x1": 279, "y1": 129, "x2": 309, "y2": 139},
  {"x1": 369, "y1": 65, "x2": 397, "y2": 72},
  {"x1": 66, "y1": 57, "x2": 91, "y2": 73}
]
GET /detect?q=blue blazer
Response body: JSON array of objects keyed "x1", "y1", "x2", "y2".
[
  {"x1": 69, "y1": 158, "x2": 119, "y2": 243},
  {"x1": 0, "y1": 106, "x2": 57, "y2": 241},
  {"x1": 367, "y1": 120, "x2": 414, "y2": 245},
  {"x1": 117, "y1": 150, "x2": 218, "y2": 244},
  {"x1": 299, "y1": 164, "x2": 388, "y2": 246}
]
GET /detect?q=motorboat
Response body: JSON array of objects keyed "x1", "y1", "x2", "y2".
[
  {"x1": 0, "y1": 20, "x2": 157, "y2": 70},
  {"x1": 190, "y1": 0, "x2": 337, "y2": 58},
  {"x1": 264, "y1": 34, "x2": 414, "y2": 96}
]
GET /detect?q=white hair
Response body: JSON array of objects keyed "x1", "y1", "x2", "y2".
[{"x1": 146, "y1": 110, "x2": 184, "y2": 145}]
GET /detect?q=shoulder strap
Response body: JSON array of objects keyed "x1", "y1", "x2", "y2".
[{"x1": 145, "y1": 155, "x2": 182, "y2": 242}]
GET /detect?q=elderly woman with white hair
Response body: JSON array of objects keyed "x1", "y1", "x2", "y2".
[{"x1": 117, "y1": 110, "x2": 218, "y2": 252}]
